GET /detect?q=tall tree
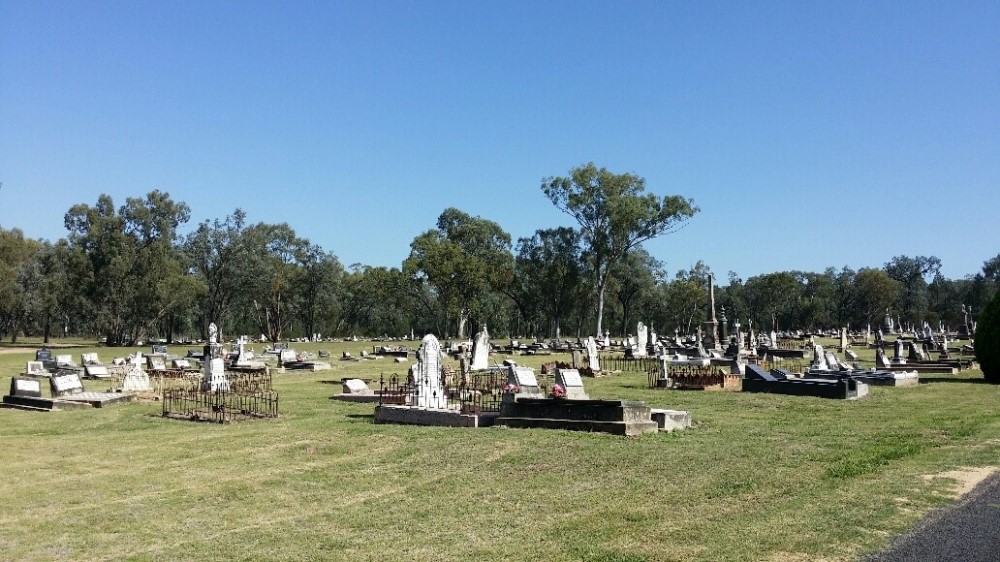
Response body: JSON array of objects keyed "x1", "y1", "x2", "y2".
[
  {"x1": 609, "y1": 248, "x2": 662, "y2": 336},
  {"x1": 404, "y1": 208, "x2": 512, "y2": 338},
  {"x1": 744, "y1": 272, "x2": 802, "y2": 330},
  {"x1": 852, "y1": 268, "x2": 901, "y2": 327},
  {"x1": 541, "y1": 162, "x2": 697, "y2": 336},
  {"x1": 512, "y1": 227, "x2": 585, "y2": 339},
  {"x1": 884, "y1": 255, "x2": 941, "y2": 326},
  {"x1": 64, "y1": 191, "x2": 190, "y2": 345}
]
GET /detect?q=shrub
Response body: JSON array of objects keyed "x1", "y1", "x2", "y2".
[{"x1": 976, "y1": 291, "x2": 1000, "y2": 383}]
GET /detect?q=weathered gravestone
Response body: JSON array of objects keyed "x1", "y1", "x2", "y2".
[
  {"x1": 147, "y1": 355, "x2": 167, "y2": 371},
  {"x1": 876, "y1": 348, "x2": 892, "y2": 370},
  {"x1": 342, "y1": 379, "x2": 371, "y2": 394},
  {"x1": 9, "y1": 377, "x2": 42, "y2": 398},
  {"x1": 634, "y1": 322, "x2": 648, "y2": 358},
  {"x1": 412, "y1": 334, "x2": 446, "y2": 409},
  {"x1": 55, "y1": 354, "x2": 74, "y2": 366},
  {"x1": 471, "y1": 325, "x2": 490, "y2": 370},
  {"x1": 555, "y1": 369, "x2": 589, "y2": 400},
  {"x1": 120, "y1": 365, "x2": 152, "y2": 392},
  {"x1": 586, "y1": 336, "x2": 600, "y2": 371},
  {"x1": 50, "y1": 372, "x2": 85, "y2": 397},
  {"x1": 202, "y1": 322, "x2": 229, "y2": 392},
  {"x1": 25, "y1": 361, "x2": 47, "y2": 376},
  {"x1": 151, "y1": 344, "x2": 168, "y2": 355}
]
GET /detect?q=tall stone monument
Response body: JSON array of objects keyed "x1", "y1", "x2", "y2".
[
  {"x1": 470, "y1": 325, "x2": 490, "y2": 370},
  {"x1": 586, "y1": 336, "x2": 600, "y2": 371},
  {"x1": 412, "y1": 334, "x2": 446, "y2": 409},
  {"x1": 202, "y1": 322, "x2": 229, "y2": 392},
  {"x1": 634, "y1": 322, "x2": 648, "y2": 358},
  {"x1": 702, "y1": 273, "x2": 721, "y2": 350}
]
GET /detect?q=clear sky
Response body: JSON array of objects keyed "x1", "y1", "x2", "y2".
[{"x1": 2, "y1": 1, "x2": 997, "y2": 282}]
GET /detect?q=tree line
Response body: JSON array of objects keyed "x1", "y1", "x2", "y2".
[{"x1": 1, "y1": 164, "x2": 996, "y2": 344}]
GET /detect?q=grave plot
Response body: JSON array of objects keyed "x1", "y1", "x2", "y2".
[
  {"x1": 161, "y1": 322, "x2": 279, "y2": 423},
  {"x1": 647, "y1": 357, "x2": 742, "y2": 391},
  {"x1": 742, "y1": 364, "x2": 868, "y2": 400},
  {"x1": 2, "y1": 371, "x2": 134, "y2": 411}
]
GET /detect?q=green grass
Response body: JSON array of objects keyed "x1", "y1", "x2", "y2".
[{"x1": 0, "y1": 337, "x2": 996, "y2": 561}]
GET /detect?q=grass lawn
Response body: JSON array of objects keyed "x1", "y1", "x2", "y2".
[{"x1": 0, "y1": 337, "x2": 996, "y2": 561}]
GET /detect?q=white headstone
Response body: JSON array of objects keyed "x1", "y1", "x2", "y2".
[
  {"x1": 412, "y1": 334, "x2": 446, "y2": 409},
  {"x1": 634, "y1": 322, "x2": 648, "y2": 358},
  {"x1": 342, "y1": 379, "x2": 371, "y2": 394},
  {"x1": 81, "y1": 352, "x2": 101, "y2": 365},
  {"x1": 55, "y1": 354, "x2": 74, "y2": 366},
  {"x1": 586, "y1": 336, "x2": 600, "y2": 371},
  {"x1": 50, "y1": 372, "x2": 84, "y2": 396},
  {"x1": 121, "y1": 365, "x2": 152, "y2": 392},
  {"x1": 555, "y1": 369, "x2": 589, "y2": 400},
  {"x1": 25, "y1": 361, "x2": 46, "y2": 375},
  {"x1": 471, "y1": 325, "x2": 490, "y2": 370}
]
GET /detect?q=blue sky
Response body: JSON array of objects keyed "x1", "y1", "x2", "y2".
[{"x1": 2, "y1": 1, "x2": 997, "y2": 281}]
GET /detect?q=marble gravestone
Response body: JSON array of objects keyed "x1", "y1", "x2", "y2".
[
  {"x1": 412, "y1": 334, "x2": 446, "y2": 409},
  {"x1": 50, "y1": 372, "x2": 85, "y2": 397},
  {"x1": 507, "y1": 366, "x2": 543, "y2": 398},
  {"x1": 25, "y1": 361, "x2": 47, "y2": 376},
  {"x1": 120, "y1": 364, "x2": 152, "y2": 392},
  {"x1": 342, "y1": 379, "x2": 371, "y2": 394},
  {"x1": 634, "y1": 322, "x2": 648, "y2": 358},
  {"x1": 471, "y1": 325, "x2": 490, "y2": 370},
  {"x1": 586, "y1": 336, "x2": 600, "y2": 371},
  {"x1": 876, "y1": 348, "x2": 892, "y2": 370},
  {"x1": 555, "y1": 369, "x2": 589, "y2": 400},
  {"x1": 9, "y1": 377, "x2": 42, "y2": 398},
  {"x1": 202, "y1": 322, "x2": 229, "y2": 392}
]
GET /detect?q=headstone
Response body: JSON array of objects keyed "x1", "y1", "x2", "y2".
[
  {"x1": 634, "y1": 322, "x2": 648, "y2": 358},
  {"x1": 602, "y1": 331, "x2": 610, "y2": 348},
  {"x1": 172, "y1": 358, "x2": 191, "y2": 369},
  {"x1": 586, "y1": 336, "x2": 600, "y2": 371},
  {"x1": 120, "y1": 365, "x2": 152, "y2": 392},
  {"x1": 555, "y1": 369, "x2": 589, "y2": 400},
  {"x1": 845, "y1": 349, "x2": 859, "y2": 362},
  {"x1": 811, "y1": 344, "x2": 827, "y2": 370},
  {"x1": 85, "y1": 364, "x2": 110, "y2": 378},
  {"x1": 202, "y1": 322, "x2": 229, "y2": 392},
  {"x1": 471, "y1": 325, "x2": 490, "y2": 370},
  {"x1": 824, "y1": 352, "x2": 841, "y2": 371},
  {"x1": 840, "y1": 327, "x2": 848, "y2": 351},
  {"x1": 151, "y1": 344, "x2": 168, "y2": 355},
  {"x1": 81, "y1": 352, "x2": 101, "y2": 365},
  {"x1": 507, "y1": 366, "x2": 543, "y2": 398},
  {"x1": 770, "y1": 330, "x2": 777, "y2": 348},
  {"x1": 50, "y1": 372, "x2": 85, "y2": 396},
  {"x1": 412, "y1": 334, "x2": 446, "y2": 409},
  {"x1": 279, "y1": 349, "x2": 297, "y2": 365},
  {"x1": 893, "y1": 339, "x2": 906, "y2": 363},
  {"x1": 35, "y1": 348, "x2": 53, "y2": 362},
  {"x1": 876, "y1": 348, "x2": 892, "y2": 369},
  {"x1": 55, "y1": 354, "x2": 74, "y2": 366},
  {"x1": 342, "y1": 379, "x2": 370, "y2": 394},
  {"x1": 25, "y1": 361, "x2": 46, "y2": 376},
  {"x1": 147, "y1": 355, "x2": 167, "y2": 370},
  {"x1": 9, "y1": 377, "x2": 42, "y2": 398}
]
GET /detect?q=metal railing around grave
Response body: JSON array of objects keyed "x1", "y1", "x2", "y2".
[
  {"x1": 603, "y1": 355, "x2": 660, "y2": 373},
  {"x1": 647, "y1": 363, "x2": 719, "y2": 389},
  {"x1": 162, "y1": 387, "x2": 279, "y2": 423},
  {"x1": 377, "y1": 369, "x2": 509, "y2": 414}
]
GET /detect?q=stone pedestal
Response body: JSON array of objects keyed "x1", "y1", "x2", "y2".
[{"x1": 202, "y1": 343, "x2": 229, "y2": 392}]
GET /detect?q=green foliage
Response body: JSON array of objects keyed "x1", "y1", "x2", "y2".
[
  {"x1": 976, "y1": 290, "x2": 1000, "y2": 383},
  {"x1": 541, "y1": 162, "x2": 698, "y2": 335},
  {"x1": 404, "y1": 208, "x2": 512, "y2": 338}
]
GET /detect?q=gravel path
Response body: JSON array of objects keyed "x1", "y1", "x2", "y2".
[{"x1": 864, "y1": 471, "x2": 1000, "y2": 562}]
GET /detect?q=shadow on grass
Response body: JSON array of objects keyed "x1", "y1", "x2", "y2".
[{"x1": 919, "y1": 377, "x2": 990, "y2": 385}]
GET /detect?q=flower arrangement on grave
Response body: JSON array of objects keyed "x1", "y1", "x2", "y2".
[
  {"x1": 503, "y1": 383, "x2": 521, "y2": 394},
  {"x1": 550, "y1": 383, "x2": 566, "y2": 398}
]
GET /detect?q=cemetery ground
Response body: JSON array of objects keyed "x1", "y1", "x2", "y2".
[{"x1": 0, "y1": 339, "x2": 997, "y2": 562}]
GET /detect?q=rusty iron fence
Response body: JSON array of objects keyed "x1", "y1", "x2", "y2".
[{"x1": 162, "y1": 387, "x2": 279, "y2": 423}]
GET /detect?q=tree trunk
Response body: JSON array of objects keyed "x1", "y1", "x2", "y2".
[
  {"x1": 595, "y1": 280, "x2": 606, "y2": 337},
  {"x1": 457, "y1": 308, "x2": 468, "y2": 339}
]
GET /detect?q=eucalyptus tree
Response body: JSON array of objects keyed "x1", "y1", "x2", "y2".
[
  {"x1": 743, "y1": 272, "x2": 802, "y2": 330},
  {"x1": 64, "y1": 191, "x2": 190, "y2": 345},
  {"x1": 0, "y1": 227, "x2": 42, "y2": 342},
  {"x1": 541, "y1": 162, "x2": 697, "y2": 336},
  {"x1": 404, "y1": 208, "x2": 512, "y2": 339},
  {"x1": 884, "y1": 255, "x2": 941, "y2": 325},
  {"x1": 512, "y1": 227, "x2": 585, "y2": 339},
  {"x1": 609, "y1": 248, "x2": 663, "y2": 336},
  {"x1": 852, "y1": 268, "x2": 901, "y2": 327}
]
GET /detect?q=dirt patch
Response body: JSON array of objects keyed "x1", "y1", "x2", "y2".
[{"x1": 922, "y1": 466, "x2": 999, "y2": 498}]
